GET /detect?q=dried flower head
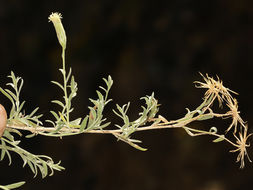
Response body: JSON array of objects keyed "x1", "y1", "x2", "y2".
[
  {"x1": 195, "y1": 73, "x2": 237, "y2": 107},
  {"x1": 230, "y1": 126, "x2": 252, "y2": 169},
  {"x1": 48, "y1": 12, "x2": 67, "y2": 49},
  {"x1": 225, "y1": 98, "x2": 245, "y2": 133}
]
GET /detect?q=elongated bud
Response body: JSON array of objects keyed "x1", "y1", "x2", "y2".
[
  {"x1": 48, "y1": 12, "x2": 67, "y2": 49},
  {"x1": 0, "y1": 104, "x2": 7, "y2": 137}
]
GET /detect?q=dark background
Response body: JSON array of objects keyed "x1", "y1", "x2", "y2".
[{"x1": 0, "y1": 0, "x2": 252, "y2": 189}]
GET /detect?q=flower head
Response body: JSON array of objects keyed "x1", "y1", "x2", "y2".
[
  {"x1": 230, "y1": 126, "x2": 252, "y2": 168},
  {"x1": 195, "y1": 73, "x2": 237, "y2": 107},
  {"x1": 48, "y1": 12, "x2": 67, "y2": 49},
  {"x1": 225, "y1": 98, "x2": 245, "y2": 133}
]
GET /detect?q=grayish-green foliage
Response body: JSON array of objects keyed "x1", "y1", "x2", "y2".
[{"x1": 0, "y1": 12, "x2": 250, "y2": 189}]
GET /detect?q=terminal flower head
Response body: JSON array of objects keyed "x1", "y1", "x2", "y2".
[
  {"x1": 230, "y1": 126, "x2": 252, "y2": 169},
  {"x1": 195, "y1": 73, "x2": 237, "y2": 107},
  {"x1": 48, "y1": 12, "x2": 67, "y2": 49}
]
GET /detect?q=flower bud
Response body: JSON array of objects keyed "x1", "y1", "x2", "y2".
[
  {"x1": 0, "y1": 104, "x2": 7, "y2": 137},
  {"x1": 48, "y1": 12, "x2": 67, "y2": 49}
]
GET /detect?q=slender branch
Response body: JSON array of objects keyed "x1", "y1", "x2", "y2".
[
  {"x1": 61, "y1": 48, "x2": 70, "y2": 124},
  {"x1": 5, "y1": 110, "x2": 231, "y2": 136},
  {"x1": 6, "y1": 121, "x2": 182, "y2": 135},
  {"x1": 183, "y1": 126, "x2": 238, "y2": 147}
]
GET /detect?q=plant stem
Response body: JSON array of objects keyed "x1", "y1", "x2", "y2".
[
  {"x1": 61, "y1": 47, "x2": 69, "y2": 124},
  {"x1": 6, "y1": 122, "x2": 181, "y2": 136},
  {"x1": 183, "y1": 126, "x2": 238, "y2": 147}
]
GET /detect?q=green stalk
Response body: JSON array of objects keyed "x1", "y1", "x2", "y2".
[{"x1": 61, "y1": 47, "x2": 69, "y2": 124}]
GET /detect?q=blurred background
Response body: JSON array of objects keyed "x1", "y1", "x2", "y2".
[{"x1": 0, "y1": 0, "x2": 252, "y2": 189}]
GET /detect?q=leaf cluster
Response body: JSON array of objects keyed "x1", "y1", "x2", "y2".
[
  {"x1": 113, "y1": 93, "x2": 159, "y2": 150},
  {"x1": 0, "y1": 72, "x2": 42, "y2": 127},
  {"x1": 49, "y1": 67, "x2": 78, "y2": 128},
  {"x1": 0, "y1": 130, "x2": 64, "y2": 178}
]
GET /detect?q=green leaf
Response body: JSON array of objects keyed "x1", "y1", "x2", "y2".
[
  {"x1": 0, "y1": 139, "x2": 12, "y2": 165},
  {"x1": 96, "y1": 90, "x2": 104, "y2": 101},
  {"x1": 25, "y1": 159, "x2": 34, "y2": 173},
  {"x1": 4, "y1": 89, "x2": 17, "y2": 101},
  {"x1": 104, "y1": 75, "x2": 113, "y2": 88},
  {"x1": 1, "y1": 141, "x2": 6, "y2": 161},
  {"x1": 3, "y1": 131, "x2": 15, "y2": 141},
  {"x1": 113, "y1": 134, "x2": 147, "y2": 151},
  {"x1": 38, "y1": 163, "x2": 47, "y2": 178},
  {"x1": 0, "y1": 87, "x2": 14, "y2": 105},
  {"x1": 213, "y1": 135, "x2": 225, "y2": 143},
  {"x1": 71, "y1": 118, "x2": 81, "y2": 125},
  {"x1": 80, "y1": 116, "x2": 88, "y2": 132},
  {"x1": 17, "y1": 77, "x2": 24, "y2": 94},
  {"x1": 28, "y1": 107, "x2": 40, "y2": 118},
  {"x1": 25, "y1": 133, "x2": 36, "y2": 138},
  {"x1": 66, "y1": 68, "x2": 72, "y2": 83},
  {"x1": 59, "y1": 112, "x2": 67, "y2": 123},
  {"x1": 16, "y1": 101, "x2": 25, "y2": 113},
  {"x1": 88, "y1": 107, "x2": 97, "y2": 120},
  {"x1": 9, "y1": 106, "x2": 15, "y2": 119},
  {"x1": 50, "y1": 111, "x2": 60, "y2": 121},
  {"x1": 197, "y1": 114, "x2": 214, "y2": 121},
  {"x1": 99, "y1": 86, "x2": 107, "y2": 93},
  {"x1": 4, "y1": 181, "x2": 26, "y2": 189},
  {"x1": 59, "y1": 68, "x2": 65, "y2": 76},
  {"x1": 70, "y1": 76, "x2": 77, "y2": 91},
  {"x1": 52, "y1": 100, "x2": 65, "y2": 109},
  {"x1": 51, "y1": 81, "x2": 64, "y2": 91},
  {"x1": 99, "y1": 122, "x2": 111, "y2": 129}
]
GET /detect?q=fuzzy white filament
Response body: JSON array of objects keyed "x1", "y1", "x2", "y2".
[{"x1": 48, "y1": 12, "x2": 67, "y2": 49}]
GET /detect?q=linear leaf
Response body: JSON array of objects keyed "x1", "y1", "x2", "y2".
[
  {"x1": 4, "y1": 89, "x2": 17, "y2": 101},
  {"x1": 27, "y1": 161, "x2": 37, "y2": 177},
  {"x1": 51, "y1": 81, "x2": 64, "y2": 91},
  {"x1": 4, "y1": 181, "x2": 26, "y2": 189},
  {"x1": 197, "y1": 114, "x2": 214, "y2": 121},
  {"x1": 96, "y1": 90, "x2": 104, "y2": 101},
  {"x1": 52, "y1": 100, "x2": 65, "y2": 109},
  {"x1": 66, "y1": 68, "x2": 72, "y2": 83},
  {"x1": 50, "y1": 111, "x2": 60, "y2": 121},
  {"x1": 29, "y1": 107, "x2": 40, "y2": 118},
  {"x1": 0, "y1": 141, "x2": 6, "y2": 161},
  {"x1": 80, "y1": 116, "x2": 88, "y2": 132},
  {"x1": 213, "y1": 135, "x2": 225, "y2": 143},
  {"x1": 0, "y1": 87, "x2": 14, "y2": 105}
]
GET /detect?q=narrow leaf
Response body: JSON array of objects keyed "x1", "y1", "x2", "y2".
[
  {"x1": 197, "y1": 114, "x2": 214, "y2": 121},
  {"x1": 96, "y1": 90, "x2": 104, "y2": 101},
  {"x1": 25, "y1": 133, "x2": 36, "y2": 138},
  {"x1": 52, "y1": 100, "x2": 65, "y2": 109},
  {"x1": 0, "y1": 87, "x2": 14, "y2": 105},
  {"x1": 213, "y1": 135, "x2": 225, "y2": 143},
  {"x1": 4, "y1": 181, "x2": 26, "y2": 189},
  {"x1": 51, "y1": 81, "x2": 64, "y2": 91},
  {"x1": 66, "y1": 68, "x2": 72, "y2": 83},
  {"x1": 1, "y1": 141, "x2": 6, "y2": 161},
  {"x1": 4, "y1": 89, "x2": 17, "y2": 101},
  {"x1": 80, "y1": 116, "x2": 88, "y2": 132},
  {"x1": 29, "y1": 107, "x2": 40, "y2": 117}
]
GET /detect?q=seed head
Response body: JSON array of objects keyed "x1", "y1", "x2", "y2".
[
  {"x1": 225, "y1": 98, "x2": 245, "y2": 133},
  {"x1": 194, "y1": 73, "x2": 237, "y2": 107},
  {"x1": 230, "y1": 126, "x2": 252, "y2": 168}
]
